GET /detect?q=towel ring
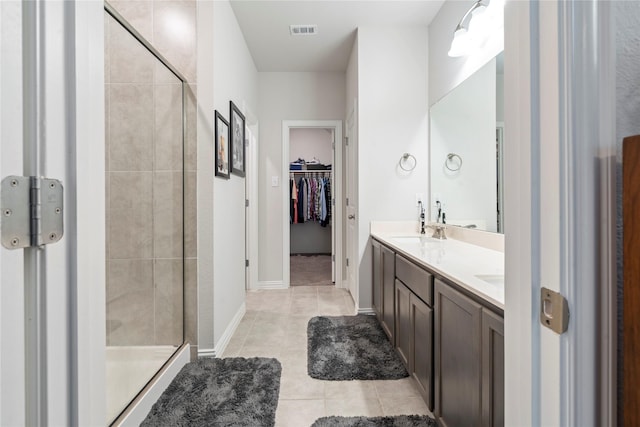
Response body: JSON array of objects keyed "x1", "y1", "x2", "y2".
[
  {"x1": 399, "y1": 153, "x2": 417, "y2": 171},
  {"x1": 445, "y1": 153, "x2": 462, "y2": 171}
]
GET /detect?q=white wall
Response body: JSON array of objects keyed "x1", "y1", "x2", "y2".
[
  {"x1": 428, "y1": 0, "x2": 504, "y2": 106},
  {"x1": 258, "y1": 72, "x2": 345, "y2": 283},
  {"x1": 197, "y1": 0, "x2": 258, "y2": 352},
  {"x1": 289, "y1": 128, "x2": 333, "y2": 165},
  {"x1": 430, "y1": 58, "x2": 497, "y2": 231},
  {"x1": 212, "y1": 0, "x2": 258, "y2": 347},
  {"x1": 356, "y1": 26, "x2": 429, "y2": 310}
]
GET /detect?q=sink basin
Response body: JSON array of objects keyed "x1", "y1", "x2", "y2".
[
  {"x1": 474, "y1": 274, "x2": 504, "y2": 286},
  {"x1": 391, "y1": 236, "x2": 425, "y2": 245}
]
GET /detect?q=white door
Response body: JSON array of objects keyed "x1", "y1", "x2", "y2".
[
  {"x1": 0, "y1": 2, "x2": 106, "y2": 425},
  {"x1": 345, "y1": 107, "x2": 358, "y2": 304}
]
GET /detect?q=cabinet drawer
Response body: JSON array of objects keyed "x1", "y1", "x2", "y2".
[{"x1": 396, "y1": 254, "x2": 433, "y2": 306}]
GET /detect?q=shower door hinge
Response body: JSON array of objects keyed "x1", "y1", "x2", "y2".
[{"x1": 1, "y1": 176, "x2": 64, "y2": 249}]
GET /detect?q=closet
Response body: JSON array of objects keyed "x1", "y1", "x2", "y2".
[{"x1": 289, "y1": 128, "x2": 334, "y2": 286}]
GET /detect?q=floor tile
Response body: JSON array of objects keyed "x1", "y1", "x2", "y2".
[
  {"x1": 275, "y1": 399, "x2": 325, "y2": 427},
  {"x1": 325, "y1": 397, "x2": 384, "y2": 417},
  {"x1": 374, "y1": 377, "x2": 422, "y2": 398},
  {"x1": 380, "y1": 396, "x2": 431, "y2": 416}
]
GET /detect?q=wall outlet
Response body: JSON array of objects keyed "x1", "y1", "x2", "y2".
[
  {"x1": 271, "y1": 176, "x2": 279, "y2": 187},
  {"x1": 415, "y1": 193, "x2": 424, "y2": 206}
]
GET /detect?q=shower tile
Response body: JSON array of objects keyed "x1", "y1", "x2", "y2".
[
  {"x1": 185, "y1": 84, "x2": 197, "y2": 172},
  {"x1": 105, "y1": 85, "x2": 111, "y2": 173},
  {"x1": 153, "y1": 171, "x2": 183, "y2": 258},
  {"x1": 109, "y1": 12, "x2": 155, "y2": 83},
  {"x1": 106, "y1": 259, "x2": 154, "y2": 346},
  {"x1": 154, "y1": 259, "x2": 184, "y2": 345},
  {"x1": 108, "y1": 1, "x2": 154, "y2": 49},
  {"x1": 109, "y1": 172, "x2": 153, "y2": 259},
  {"x1": 104, "y1": 14, "x2": 111, "y2": 85},
  {"x1": 154, "y1": 83, "x2": 183, "y2": 171},
  {"x1": 153, "y1": 1, "x2": 197, "y2": 83},
  {"x1": 184, "y1": 258, "x2": 198, "y2": 346},
  {"x1": 109, "y1": 84, "x2": 154, "y2": 171},
  {"x1": 107, "y1": 259, "x2": 153, "y2": 304},
  {"x1": 185, "y1": 171, "x2": 197, "y2": 258},
  {"x1": 155, "y1": 61, "x2": 180, "y2": 84}
]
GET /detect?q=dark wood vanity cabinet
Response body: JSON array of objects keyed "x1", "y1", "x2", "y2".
[
  {"x1": 372, "y1": 239, "x2": 395, "y2": 342},
  {"x1": 482, "y1": 309, "x2": 505, "y2": 427},
  {"x1": 371, "y1": 239, "x2": 503, "y2": 424},
  {"x1": 434, "y1": 278, "x2": 504, "y2": 427},
  {"x1": 395, "y1": 254, "x2": 434, "y2": 409}
]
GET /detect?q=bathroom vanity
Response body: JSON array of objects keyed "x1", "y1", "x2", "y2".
[{"x1": 371, "y1": 226, "x2": 504, "y2": 427}]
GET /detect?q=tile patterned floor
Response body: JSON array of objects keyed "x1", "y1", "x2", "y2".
[{"x1": 221, "y1": 286, "x2": 433, "y2": 427}]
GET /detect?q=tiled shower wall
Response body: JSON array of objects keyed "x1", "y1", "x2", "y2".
[{"x1": 105, "y1": 0, "x2": 198, "y2": 358}]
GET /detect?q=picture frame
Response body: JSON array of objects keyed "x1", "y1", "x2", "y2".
[
  {"x1": 229, "y1": 101, "x2": 246, "y2": 177},
  {"x1": 215, "y1": 110, "x2": 230, "y2": 179}
]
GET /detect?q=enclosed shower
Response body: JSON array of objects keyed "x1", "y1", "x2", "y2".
[{"x1": 104, "y1": 6, "x2": 186, "y2": 423}]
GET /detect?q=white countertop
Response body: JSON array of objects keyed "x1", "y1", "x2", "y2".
[{"x1": 371, "y1": 230, "x2": 505, "y2": 310}]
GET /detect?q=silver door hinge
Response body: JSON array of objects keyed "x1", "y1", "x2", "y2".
[
  {"x1": 245, "y1": 199, "x2": 249, "y2": 207},
  {"x1": 346, "y1": 197, "x2": 349, "y2": 206},
  {"x1": 346, "y1": 258, "x2": 349, "y2": 267},
  {"x1": 1, "y1": 176, "x2": 63, "y2": 249},
  {"x1": 245, "y1": 259, "x2": 249, "y2": 267}
]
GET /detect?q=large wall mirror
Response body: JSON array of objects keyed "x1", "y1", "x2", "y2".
[{"x1": 430, "y1": 52, "x2": 504, "y2": 233}]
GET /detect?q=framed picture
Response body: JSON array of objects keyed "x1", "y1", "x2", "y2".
[
  {"x1": 229, "y1": 101, "x2": 246, "y2": 177},
  {"x1": 215, "y1": 110, "x2": 230, "y2": 179}
]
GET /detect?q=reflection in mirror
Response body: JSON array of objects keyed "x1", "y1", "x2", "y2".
[{"x1": 430, "y1": 52, "x2": 504, "y2": 233}]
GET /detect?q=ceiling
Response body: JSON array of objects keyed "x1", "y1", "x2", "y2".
[{"x1": 229, "y1": 1, "x2": 446, "y2": 72}]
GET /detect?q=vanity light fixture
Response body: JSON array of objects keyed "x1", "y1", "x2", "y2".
[{"x1": 448, "y1": 0, "x2": 504, "y2": 57}]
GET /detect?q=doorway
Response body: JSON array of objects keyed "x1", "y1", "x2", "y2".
[{"x1": 282, "y1": 121, "x2": 343, "y2": 289}]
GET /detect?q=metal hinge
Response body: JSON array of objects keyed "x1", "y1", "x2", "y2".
[
  {"x1": 245, "y1": 259, "x2": 249, "y2": 267},
  {"x1": 245, "y1": 199, "x2": 249, "y2": 207},
  {"x1": 345, "y1": 137, "x2": 349, "y2": 146},
  {"x1": 332, "y1": 254, "x2": 335, "y2": 262},
  {"x1": 332, "y1": 142, "x2": 335, "y2": 150},
  {"x1": 332, "y1": 198, "x2": 335, "y2": 206},
  {"x1": 1, "y1": 176, "x2": 63, "y2": 249},
  {"x1": 346, "y1": 258, "x2": 349, "y2": 267},
  {"x1": 346, "y1": 197, "x2": 349, "y2": 206}
]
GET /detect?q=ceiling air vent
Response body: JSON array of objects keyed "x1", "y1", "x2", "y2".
[{"x1": 289, "y1": 25, "x2": 318, "y2": 36}]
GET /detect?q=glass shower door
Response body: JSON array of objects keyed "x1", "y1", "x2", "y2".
[{"x1": 104, "y1": 8, "x2": 185, "y2": 424}]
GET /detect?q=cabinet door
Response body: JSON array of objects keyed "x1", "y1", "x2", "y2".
[
  {"x1": 411, "y1": 292, "x2": 433, "y2": 411},
  {"x1": 381, "y1": 245, "x2": 395, "y2": 342},
  {"x1": 395, "y1": 280, "x2": 412, "y2": 368},
  {"x1": 372, "y1": 240, "x2": 383, "y2": 319},
  {"x1": 482, "y1": 309, "x2": 504, "y2": 427},
  {"x1": 434, "y1": 279, "x2": 483, "y2": 427}
]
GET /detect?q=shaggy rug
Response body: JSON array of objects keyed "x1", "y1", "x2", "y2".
[
  {"x1": 307, "y1": 315, "x2": 408, "y2": 380},
  {"x1": 141, "y1": 357, "x2": 281, "y2": 427},
  {"x1": 311, "y1": 415, "x2": 437, "y2": 426}
]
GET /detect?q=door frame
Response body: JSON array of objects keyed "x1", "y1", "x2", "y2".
[
  {"x1": 282, "y1": 120, "x2": 343, "y2": 288},
  {"x1": 504, "y1": 1, "x2": 616, "y2": 425},
  {"x1": 0, "y1": 1, "x2": 107, "y2": 425},
  {"x1": 245, "y1": 121, "x2": 259, "y2": 290}
]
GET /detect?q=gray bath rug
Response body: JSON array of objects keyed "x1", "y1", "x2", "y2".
[
  {"x1": 311, "y1": 415, "x2": 437, "y2": 426},
  {"x1": 141, "y1": 357, "x2": 281, "y2": 427},
  {"x1": 307, "y1": 315, "x2": 408, "y2": 380}
]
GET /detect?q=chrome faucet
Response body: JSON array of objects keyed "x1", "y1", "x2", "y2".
[
  {"x1": 419, "y1": 201, "x2": 426, "y2": 234},
  {"x1": 432, "y1": 201, "x2": 447, "y2": 239}
]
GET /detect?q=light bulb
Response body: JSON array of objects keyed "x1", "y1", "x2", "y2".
[{"x1": 448, "y1": 28, "x2": 472, "y2": 57}]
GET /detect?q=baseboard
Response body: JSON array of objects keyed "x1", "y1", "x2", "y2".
[
  {"x1": 198, "y1": 348, "x2": 216, "y2": 358},
  {"x1": 114, "y1": 343, "x2": 190, "y2": 427},
  {"x1": 257, "y1": 280, "x2": 288, "y2": 290},
  {"x1": 357, "y1": 308, "x2": 375, "y2": 315},
  {"x1": 213, "y1": 302, "x2": 246, "y2": 357}
]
